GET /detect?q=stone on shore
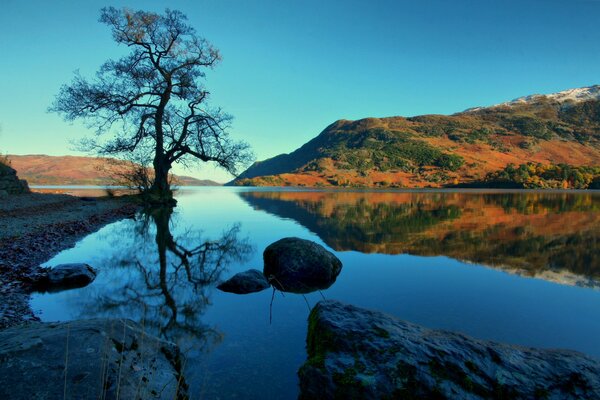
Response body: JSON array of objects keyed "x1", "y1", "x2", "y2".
[
  {"x1": 0, "y1": 319, "x2": 185, "y2": 399},
  {"x1": 217, "y1": 269, "x2": 271, "y2": 294},
  {"x1": 263, "y1": 237, "x2": 342, "y2": 294},
  {"x1": 33, "y1": 263, "x2": 97, "y2": 292},
  {"x1": 0, "y1": 162, "x2": 29, "y2": 194},
  {"x1": 299, "y1": 300, "x2": 600, "y2": 399}
]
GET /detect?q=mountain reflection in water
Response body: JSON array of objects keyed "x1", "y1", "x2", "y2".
[{"x1": 239, "y1": 191, "x2": 600, "y2": 288}]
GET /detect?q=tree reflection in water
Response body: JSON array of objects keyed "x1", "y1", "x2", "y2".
[{"x1": 79, "y1": 206, "x2": 253, "y2": 351}]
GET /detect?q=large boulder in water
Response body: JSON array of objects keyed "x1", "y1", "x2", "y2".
[
  {"x1": 263, "y1": 237, "x2": 342, "y2": 294},
  {"x1": 33, "y1": 263, "x2": 97, "y2": 292},
  {"x1": 0, "y1": 319, "x2": 185, "y2": 399},
  {"x1": 299, "y1": 300, "x2": 600, "y2": 400},
  {"x1": 217, "y1": 269, "x2": 271, "y2": 294}
]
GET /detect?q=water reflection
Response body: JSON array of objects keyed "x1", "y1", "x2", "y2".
[
  {"x1": 29, "y1": 189, "x2": 600, "y2": 398},
  {"x1": 77, "y1": 206, "x2": 253, "y2": 348},
  {"x1": 239, "y1": 191, "x2": 600, "y2": 288},
  {"x1": 268, "y1": 268, "x2": 339, "y2": 294}
]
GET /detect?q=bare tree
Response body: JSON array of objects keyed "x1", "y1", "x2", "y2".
[
  {"x1": 99, "y1": 155, "x2": 153, "y2": 195},
  {"x1": 50, "y1": 7, "x2": 253, "y2": 203}
]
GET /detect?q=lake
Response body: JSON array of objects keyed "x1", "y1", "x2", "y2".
[{"x1": 30, "y1": 188, "x2": 600, "y2": 399}]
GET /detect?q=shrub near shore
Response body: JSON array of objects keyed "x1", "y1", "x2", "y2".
[{"x1": 484, "y1": 163, "x2": 600, "y2": 189}]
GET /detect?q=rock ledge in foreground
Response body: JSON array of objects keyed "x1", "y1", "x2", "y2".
[
  {"x1": 0, "y1": 319, "x2": 185, "y2": 399},
  {"x1": 299, "y1": 300, "x2": 600, "y2": 399}
]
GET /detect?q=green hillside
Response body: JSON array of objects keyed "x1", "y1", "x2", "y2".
[{"x1": 233, "y1": 87, "x2": 600, "y2": 188}]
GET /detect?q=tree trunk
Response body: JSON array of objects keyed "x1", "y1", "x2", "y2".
[
  {"x1": 149, "y1": 153, "x2": 175, "y2": 205},
  {"x1": 152, "y1": 154, "x2": 170, "y2": 190},
  {"x1": 148, "y1": 79, "x2": 174, "y2": 205}
]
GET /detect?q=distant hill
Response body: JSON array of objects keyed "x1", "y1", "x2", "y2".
[
  {"x1": 6, "y1": 155, "x2": 221, "y2": 186},
  {"x1": 232, "y1": 85, "x2": 600, "y2": 188}
]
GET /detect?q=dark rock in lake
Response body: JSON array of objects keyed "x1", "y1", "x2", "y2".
[
  {"x1": 48, "y1": 263, "x2": 97, "y2": 285},
  {"x1": 299, "y1": 300, "x2": 600, "y2": 400},
  {"x1": 33, "y1": 263, "x2": 97, "y2": 292},
  {"x1": 263, "y1": 237, "x2": 342, "y2": 294},
  {"x1": 217, "y1": 269, "x2": 271, "y2": 294},
  {"x1": 0, "y1": 319, "x2": 185, "y2": 399}
]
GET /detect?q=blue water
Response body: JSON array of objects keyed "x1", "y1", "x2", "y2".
[{"x1": 30, "y1": 188, "x2": 600, "y2": 399}]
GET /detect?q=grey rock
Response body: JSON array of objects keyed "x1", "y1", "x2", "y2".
[
  {"x1": 263, "y1": 237, "x2": 342, "y2": 294},
  {"x1": 217, "y1": 269, "x2": 271, "y2": 294},
  {"x1": 299, "y1": 300, "x2": 600, "y2": 400},
  {"x1": 0, "y1": 319, "x2": 185, "y2": 399},
  {"x1": 34, "y1": 263, "x2": 97, "y2": 292},
  {"x1": 48, "y1": 263, "x2": 97, "y2": 285},
  {"x1": 0, "y1": 164, "x2": 16, "y2": 176},
  {"x1": 19, "y1": 179, "x2": 29, "y2": 192},
  {"x1": 0, "y1": 163, "x2": 29, "y2": 194}
]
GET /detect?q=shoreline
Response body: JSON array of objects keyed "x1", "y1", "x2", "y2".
[
  {"x1": 227, "y1": 185, "x2": 600, "y2": 193},
  {"x1": 0, "y1": 192, "x2": 139, "y2": 328}
]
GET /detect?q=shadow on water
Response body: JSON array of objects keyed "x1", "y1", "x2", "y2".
[
  {"x1": 76, "y1": 205, "x2": 253, "y2": 350},
  {"x1": 239, "y1": 190, "x2": 600, "y2": 287}
]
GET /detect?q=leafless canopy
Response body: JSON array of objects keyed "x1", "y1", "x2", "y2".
[{"x1": 51, "y1": 7, "x2": 253, "y2": 192}]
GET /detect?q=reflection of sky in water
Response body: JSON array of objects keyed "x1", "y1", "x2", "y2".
[{"x1": 31, "y1": 188, "x2": 600, "y2": 399}]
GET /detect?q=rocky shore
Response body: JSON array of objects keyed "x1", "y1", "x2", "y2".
[
  {"x1": 0, "y1": 192, "x2": 138, "y2": 328},
  {"x1": 0, "y1": 318, "x2": 185, "y2": 399}
]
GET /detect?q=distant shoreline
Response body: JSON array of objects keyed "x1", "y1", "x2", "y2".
[
  {"x1": 27, "y1": 185, "x2": 600, "y2": 197},
  {"x1": 5, "y1": 154, "x2": 223, "y2": 187}
]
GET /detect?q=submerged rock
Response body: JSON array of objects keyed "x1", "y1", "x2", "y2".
[
  {"x1": 33, "y1": 263, "x2": 97, "y2": 292},
  {"x1": 263, "y1": 237, "x2": 342, "y2": 294},
  {"x1": 217, "y1": 269, "x2": 271, "y2": 294},
  {"x1": 0, "y1": 319, "x2": 185, "y2": 399},
  {"x1": 299, "y1": 300, "x2": 600, "y2": 399}
]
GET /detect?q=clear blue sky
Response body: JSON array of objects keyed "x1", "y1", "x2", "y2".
[{"x1": 1, "y1": 0, "x2": 599, "y2": 181}]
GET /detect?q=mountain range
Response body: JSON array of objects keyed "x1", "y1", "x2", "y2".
[
  {"x1": 232, "y1": 85, "x2": 600, "y2": 188},
  {"x1": 5, "y1": 155, "x2": 221, "y2": 186}
]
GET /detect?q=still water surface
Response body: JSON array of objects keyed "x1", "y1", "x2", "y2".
[{"x1": 31, "y1": 188, "x2": 600, "y2": 399}]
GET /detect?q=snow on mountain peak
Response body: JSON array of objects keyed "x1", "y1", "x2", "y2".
[
  {"x1": 465, "y1": 85, "x2": 600, "y2": 113},
  {"x1": 511, "y1": 85, "x2": 600, "y2": 104}
]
